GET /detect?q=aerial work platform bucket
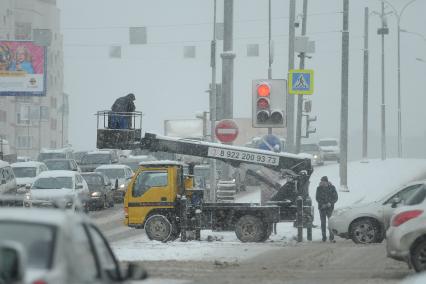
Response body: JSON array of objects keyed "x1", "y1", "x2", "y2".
[{"x1": 95, "y1": 110, "x2": 142, "y2": 150}]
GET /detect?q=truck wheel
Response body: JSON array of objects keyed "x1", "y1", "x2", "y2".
[
  {"x1": 145, "y1": 215, "x2": 173, "y2": 242},
  {"x1": 169, "y1": 221, "x2": 181, "y2": 241},
  {"x1": 235, "y1": 215, "x2": 264, "y2": 242},
  {"x1": 259, "y1": 223, "x2": 273, "y2": 242}
]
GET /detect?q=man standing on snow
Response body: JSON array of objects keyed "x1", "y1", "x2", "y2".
[
  {"x1": 316, "y1": 176, "x2": 338, "y2": 242},
  {"x1": 110, "y1": 93, "x2": 136, "y2": 128}
]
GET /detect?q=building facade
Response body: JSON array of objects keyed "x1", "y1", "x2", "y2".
[{"x1": 0, "y1": 0, "x2": 68, "y2": 160}]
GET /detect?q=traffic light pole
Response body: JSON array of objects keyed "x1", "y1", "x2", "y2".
[
  {"x1": 268, "y1": 0, "x2": 272, "y2": 136},
  {"x1": 295, "y1": 0, "x2": 308, "y2": 154},
  {"x1": 362, "y1": 7, "x2": 369, "y2": 162}
]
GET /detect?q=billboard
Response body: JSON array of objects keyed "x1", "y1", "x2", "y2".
[{"x1": 0, "y1": 41, "x2": 46, "y2": 96}]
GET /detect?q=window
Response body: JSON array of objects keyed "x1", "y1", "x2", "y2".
[
  {"x1": 384, "y1": 184, "x2": 425, "y2": 205},
  {"x1": 50, "y1": 97, "x2": 57, "y2": 109},
  {"x1": 0, "y1": 110, "x2": 6, "y2": 122},
  {"x1": 50, "y1": 118, "x2": 57, "y2": 130},
  {"x1": 16, "y1": 136, "x2": 32, "y2": 149},
  {"x1": 70, "y1": 224, "x2": 98, "y2": 281},
  {"x1": 17, "y1": 104, "x2": 31, "y2": 125},
  {"x1": 40, "y1": 106, "x2": 49, "y2": 121},
  {"x1": 132, "y1": 171, "x2": 168, "y2": 197}
]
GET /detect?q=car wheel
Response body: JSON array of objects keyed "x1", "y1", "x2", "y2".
[
  {"x1": 235, "y1": 215, "x2": 265, "y2": 242},
  {"x1": 411, "y1": 238, "x2": 426, "y2": 272},
  {"x1": 350, "y1": 219, "x2": 380, "y2": 244},
  {"x1": 145, "y1": 215, "x2": 173, "y2": 242}
]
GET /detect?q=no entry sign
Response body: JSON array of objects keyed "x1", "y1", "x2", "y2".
[{"x1": 215, "y1": 119, "x2": 239, "y2": 143}]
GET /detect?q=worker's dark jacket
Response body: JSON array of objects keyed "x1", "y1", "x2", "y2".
[
  {"x1": 316, "y1": 181, "x2": 338, "y2": 210},
  {"x1": 111, "y1": 94, "x2": 135, "y2": 113}
]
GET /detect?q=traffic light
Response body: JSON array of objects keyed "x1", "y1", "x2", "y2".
[{"x1": 252, "y1": 79, "x2": 287, "y2": 128}]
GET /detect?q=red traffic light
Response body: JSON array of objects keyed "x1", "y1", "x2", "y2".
[
  {"x1": 257, "y1": 83, "x2": 270, "y2": 97},
  {"x1": 257, "y1": 97, "x2": 269, "y2": 109}
]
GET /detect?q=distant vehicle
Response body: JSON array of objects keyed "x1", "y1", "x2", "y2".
[
  {"x1": 37, "y1": 147, "x2": 74, "y2": 162},
  {"x1": 119, "y1": 154, "x2": 157, "y2": 171},
  {"x1": 11, "y1": 161, "x2": 48, "y2": 189},
  {"x1": 0, "y1": 207, "x2": 147, "y2": 284},
  {"x1": 24, "y1": 170, "x2": 89, "y2": 211},
  {"x1": 73, "y1": 150, "x2": 88, "y2": 164},
  {"x1": 329, "y1": 181, "x2": 426, "y2": 244},
  {"x1": 300, "y1": 143, "x2": 324, "y2": 166},
  {"x1": 0, "y1": 160, "x2": 17, "y2": 195},
  {"x1": 318, "y1": 138, "x2": 340, "y2": 162},
  {"x1": 79, "y1": 150, "x2": 119, "y2": 172},
  {"x1": 95, "y1": 164, "x2": 133, "y2": 203},
  {"x1": 44, "y1": 158, "x2": 81, "y2": 172},
  {"x1": 0, "y1": 139, "x2": 17, "y2": 164},
  {"x1": 386, "y1": 192, "x2": 426, "y2": 272},
  {"x1": 16, "y1": 156, "x2": 31, "y2": 163},
  {"x1": 81, "y1": 172, "x2": 114, "y2": 210}
]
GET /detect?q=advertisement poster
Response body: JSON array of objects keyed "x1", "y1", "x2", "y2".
[{"x1": 0, "y1": 41, "x2": 46, "y2": 96}]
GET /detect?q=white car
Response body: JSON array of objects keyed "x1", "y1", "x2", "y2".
[
  {"x1": 11, "y1": 161, "x2": 49, "y2": 189},
  {"x1": 24, "y1": 170, "x2": 90, "y2": 210},
  {"x1": 95, "y1": 164, "x2": 133, "y2": 203},
  {"x1": 0, "y1": 160, "x2": 17, "y2": 195},
  {"x1": 318, "y1": 138, "x2": 340, "y2": 162},
  {"x1": 329, "y1": 180, "x2": 426, "y2": 244},
  {"x1": 0, "y1": 207, "x2": 147, "y2": 284},
  {"x1": 386, "y1": 187, "x2": 426, "y2": 272}
]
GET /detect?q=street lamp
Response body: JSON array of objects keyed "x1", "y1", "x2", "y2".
[{"x1": 379, "y1": 0, "x2": 417, "y2": 158}]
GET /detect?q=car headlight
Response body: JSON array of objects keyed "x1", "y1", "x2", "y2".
[
  {"x1": 25, "y1": 193, "x2": 31, "y2": 200},
  {"x1": 119, "y1": 184, "x2": 125, "y2": 189},
  {"x1": 333, "y1": 207, "x2": 350, "y2": 217},
  {"x1": 313, "y1": 155, "x2": 318, "y2": 159},
  {"x1": 91, "y1": 192, "x2": 102, "y2": 197}
]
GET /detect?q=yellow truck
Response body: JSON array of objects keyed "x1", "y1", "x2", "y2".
[{"x1": 119, "y1": 133, "x2": 313, "y2": 243}]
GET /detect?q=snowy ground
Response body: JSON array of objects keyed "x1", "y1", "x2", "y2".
[{"x1": 112, "y1": 158, "x2": 426, "y2": 263}]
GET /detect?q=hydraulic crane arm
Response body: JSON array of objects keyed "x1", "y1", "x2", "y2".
[{"x1": 140, "y1": 133, "x2": 312, "y2": 176}]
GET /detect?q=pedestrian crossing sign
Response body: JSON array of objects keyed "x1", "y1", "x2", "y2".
[{"x1": 288, "y1": 69, "x2": 314, "y2": 95}]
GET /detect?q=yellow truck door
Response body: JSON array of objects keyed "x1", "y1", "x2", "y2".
[{"x1": 127, "y1": 168, "x2": 175, "y2": 226}]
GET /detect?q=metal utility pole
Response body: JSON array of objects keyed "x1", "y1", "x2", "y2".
[
  {"x1": 362, "y1": 7, "x2": 369, "y2": 162},
  {"x1": 295, "y1": 0, "x2": 308, "y2": 154},
  {"x1": 339, "y1": 0, "x2": 349, "y2": 191},
  {"x1": 220, "y1": 0, "x2": 235, "y2": 180},
  {"x1": 380, "y1": 0, "x2": 386, "y2": 160},
  {"x1": 209, "y1": 0, "x2": 218, "y2": 202},
  {"x1": 287, "y1": 0, "x2": 296, "y2": 152},
  {"x1": 267, "y1": 0, "x2": 272, "y2": 135}
]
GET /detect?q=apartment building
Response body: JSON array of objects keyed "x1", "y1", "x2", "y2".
[{"x1": 0, "y1": 0, "x2": 68, "y2": 159}]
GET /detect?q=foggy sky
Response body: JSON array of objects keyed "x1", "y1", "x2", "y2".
[{"x1": 57, "y1": 0, "x2": 426, "y2": 159}]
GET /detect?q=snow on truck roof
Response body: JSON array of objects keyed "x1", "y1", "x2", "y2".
[
  {"x1": 139, "y1": 160, "x2": 185, "y2": 167},
  {"x1": 95, "y1": 164, "x2": 132, "y2": 170}
]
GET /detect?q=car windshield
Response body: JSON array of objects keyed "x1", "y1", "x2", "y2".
[
  {"x1": 38, "y1": 153, "x2": 66, "y2": 161},
  {"x1": 96, "y1": 168, "x2": 125, "y2": 179},
  {"x1": 319, "y1": 140, "x2": 338, "y2": 146},
  {"x1": 0, "y1": 222, "x2": 55, "y2": 269},
  {"x1": 300, "y1": 144, "x2": 320, "y2": 152},
  {"x1": 45, "y1": 160, "x2": 71, "y2": 170},
  {"x1": 32, "y1": 177, "x2": 73, "y2": 189},
  {"x1": 82, "y1": 174, "x2": 103, "y2": 185},
  {"x1": 12, "y1": 167, "x2": 37, "y2": 178},
  {"x1": 81, "y1": 154, "x2": 111, "y2": 164}
]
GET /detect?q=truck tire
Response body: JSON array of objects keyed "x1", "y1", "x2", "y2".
[
  {"x1": 235, "y1": 215, "x2": 264, "y2": 242},
  {"x1": 169, "y1": 221, "x2": 181, "y2": 241},
  {"x1": 259, "y1": 222, "x2": 273, "y2": 242},
  {"x1": 145, "y1": 215, "x2": 173, "y2": 242}
]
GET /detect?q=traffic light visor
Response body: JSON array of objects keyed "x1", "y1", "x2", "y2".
[{"x1": 257, "y1": 83, "x2": 270, "y2": 97}]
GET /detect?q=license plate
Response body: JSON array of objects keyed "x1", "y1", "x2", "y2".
[{"x1": 207, "y1": 147, "x2": 279, "y2": 166}]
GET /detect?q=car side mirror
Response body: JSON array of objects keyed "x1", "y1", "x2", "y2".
[
  {"x1": 124, "y1": 262, "x2": 148, "y2": 280},
  {"x1": 391, "y1": 197, "x2": 401, "y2": 208},
  {"x1": 0, "y1": 241, "x2": 26, "y2": 284}
]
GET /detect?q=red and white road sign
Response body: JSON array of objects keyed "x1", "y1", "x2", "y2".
[{"x1": 215, "y1": 119, "x2": 239, "y2": 143}]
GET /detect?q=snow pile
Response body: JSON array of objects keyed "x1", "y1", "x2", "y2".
[{"x1": 112, "y1": 159, "x2": 426, "y2": 262}]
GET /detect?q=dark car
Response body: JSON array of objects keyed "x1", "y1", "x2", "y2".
[
  {"x1": 81, "y1": 172, "x2": 114, "y2": 210},
  {"x1": 79, "y1": 150, "x2": 119, "y2": 172},
  {"x1": 44, "y1": 159, "x2": 81, "y2": 172}
]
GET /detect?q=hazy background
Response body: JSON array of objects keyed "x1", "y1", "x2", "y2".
[{"x1": 56, "y1": 0, "x2": 426, "y2": 160}]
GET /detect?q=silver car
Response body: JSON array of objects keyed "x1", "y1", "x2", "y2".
[
  {"x1": 386, "y1": 188, "x2": 426, "y2": 272},
  {"x1": 329, "y1": 180, "x2": 426, "y2": 244},
  {"x1": 0, "y1": 207, "x2": 147, "y2": 283}
]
